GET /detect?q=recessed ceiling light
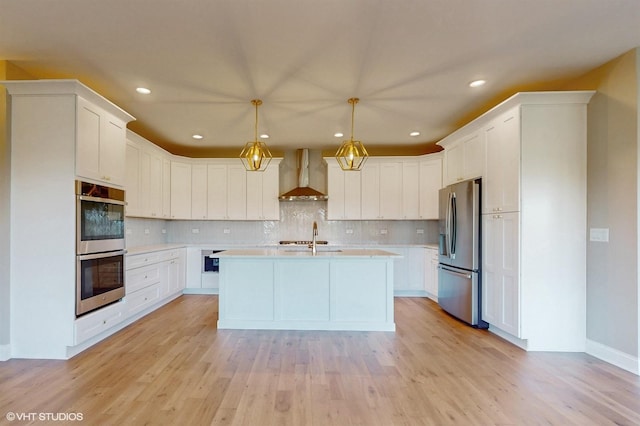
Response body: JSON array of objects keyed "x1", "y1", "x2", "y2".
[
  {"x1": 334, "y1": 132, "x2": 344, "y2": 138},
  {"x1": 409, "y1": 131, "x2": 421, "y2": 137},
  {"x1": 469, "y1": 80, "x2": 486, "y2": 88},
  {"x1": 192, "y1": 134, "x2": 204, "y2": 140},
  {"x1": 260, "y1": 134, "x2": 270, "y2": 139},
  {"x1": 136, "y1": 87, "x2": 151, "y2": 95}
]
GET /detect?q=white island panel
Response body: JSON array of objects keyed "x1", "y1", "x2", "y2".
[
  {"x1": 277, "y1": 260, "x2": 330, "y2": 321},
  {"x1": 217, "y1": 249, "x2": 398, "y2": 331},
  {"x1": 221, "y1": 259, "x2": 274, "y2": 321}
]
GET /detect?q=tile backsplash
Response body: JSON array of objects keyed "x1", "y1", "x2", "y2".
[{"x1": 126, "y1": 201, "x2": 438, "y2": 248}]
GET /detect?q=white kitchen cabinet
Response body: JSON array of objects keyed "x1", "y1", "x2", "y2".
[
  {"x1": 438, "y1": 91, "x2": 594, "y2": 351},
  {"x1": 391, "y1": 247, "x2": 426, "y2": 296},
  {"x1": 76, "y1": 96, "x2": 131, "y2": 186},
  {"x1": 125, "y1": 140, "x2": 142, "y2": 216},
  {"x1": 482, "y1": 212, "x2": 520, "y2": 335},
  {"x1": 483, "y1": 106, "x2": 521, "y2": 214},
  {"x1": 161, "y1": 158, "x2": 172, "y2": 218},
  {"x1": 246, "y1": 161, "x2": 280, "y2": 220},
  {"x1": 424, "y1": 247, "x2": 439, "y2": 301},
  {"x1": 419, "y1": 156, "x2": 442, "y2": 219},
  {"x1": 125, "y1": 131, "x2": 171, "y2": 219},
  {"x1": 361, "y1": 161, "x2": 402, "y2": 219},
  {"x1": 126, "y1": 248, "x2": 186, "y2": 314},
  {"x1": 170, "y1": 160, "x2": 192, "y2": 219},
  {"x1": 3, "y1": 79, "x2": 135, "y2": 359},
  {"x1": 402, "y1": 161, "x2": 420, "y2": 219},
  {"x1": 207, "y1": 163, "x2": 247, "y2": 220},
  {"x1": 191, "y1": 164, "x2": 208, "y2": 220},
  {"x1": 326, "y1": 162, "x2": 361, "y2": 220},
  {"x1": 148, "y1": 150, "x2": 163, "y2": 218},
  {"x1": 441, "y1": 129, "x2": 485, "y2": 186}
]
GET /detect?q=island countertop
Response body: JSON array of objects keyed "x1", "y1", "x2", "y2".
[{"x1": 215, "y1": 248, "x2": 402, "y2": 258}]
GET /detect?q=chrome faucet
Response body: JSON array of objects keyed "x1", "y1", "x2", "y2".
[{"x1": 311, "y1": 221, "x2": 318, "y2": 255}]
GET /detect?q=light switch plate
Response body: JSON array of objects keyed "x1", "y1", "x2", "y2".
[
  {"x1": 192, "y1": 228, "x2": 200, "y2": 234},
  {"x1": 590, "y1": 228, "x2": 609, "y2": 242}
]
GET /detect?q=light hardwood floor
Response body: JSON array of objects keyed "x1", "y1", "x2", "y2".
[{"x1": 1, "y1": 295, "x2": 639, "y2": 425}]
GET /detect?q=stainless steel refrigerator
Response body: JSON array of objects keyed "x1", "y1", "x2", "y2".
[{"x1": 438, "y1": 178, "x2": 487, "y2": 328}]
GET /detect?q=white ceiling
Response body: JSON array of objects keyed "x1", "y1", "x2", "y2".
[{"x1": 1, "y1": 0, "x2": 639, "y2": 155}]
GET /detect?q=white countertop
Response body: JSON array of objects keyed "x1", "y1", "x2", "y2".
[
  {"x1": 126, "y1": 243, "x2": 438, "y2": 255},
  {"x1": 217, "y1": 248, "x2": 402, "y2": 258}
]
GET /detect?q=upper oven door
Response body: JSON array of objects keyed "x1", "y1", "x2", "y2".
[{"x1": 77, "y1": 194, "x2": 126, "y2": 254}]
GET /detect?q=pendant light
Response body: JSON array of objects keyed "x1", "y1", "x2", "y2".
[
  {"x1": 335, "y1": 97, "x2": 369, "y2": 171},
  {"x1": 240, "y1": 99, "x2": 272, "y2": 172}
]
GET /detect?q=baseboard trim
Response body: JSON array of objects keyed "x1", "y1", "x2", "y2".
[
  {"x1": 0, "y1": 344, "x2": 10, "y2": 361},
  {"x1": 586, "y1": 339, "x2": 638, "y2": 375}
]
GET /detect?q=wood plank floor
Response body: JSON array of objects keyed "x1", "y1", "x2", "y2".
[{"x1": 1, "y1": 295, "x2": 639, "y2": 425}]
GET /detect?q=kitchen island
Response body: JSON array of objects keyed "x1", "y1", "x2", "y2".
[{"x1": 216, "y1": 248, "x2": 400, "y2": 331}]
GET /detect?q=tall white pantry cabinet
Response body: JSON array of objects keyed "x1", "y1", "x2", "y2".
[
  {"x1": 2, "y1": 80, "x2": 135, "y2": 359},
  {"x1": 438, "y1": 91, "x2": 594, "y2": 351}
]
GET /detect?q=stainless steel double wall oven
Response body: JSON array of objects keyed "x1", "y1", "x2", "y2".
[{"x1": 76, "y1": 180, "x2": 126, "y2": 316}]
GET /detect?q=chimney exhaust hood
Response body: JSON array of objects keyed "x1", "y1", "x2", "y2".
[{"x1": 279, "y1": 149, "x2": 328, "y2": 201}]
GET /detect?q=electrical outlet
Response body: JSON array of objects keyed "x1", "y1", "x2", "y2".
[
  {"x1": 144, "y1": 228, "x2": 150, "y2": 235},
  {"x1": 380, "y1": 229, "x2": 388, "y2": 235},
  {"x1": 161, "y1": 229, "x2": 167, "y2": 234},
  {"x1": 192, "y1": 228, "x2": 200, "y2": 234},
  {"x1": 223, "y1": 228, "x2": 231, "y2": 234},
  {"x1": 346, "y1": 229, "x2": 354, "y2": 234},
  {"x1": 416, "y1": 229, "x2": 424, "y2": 234},
  {"x1": 126, "y1": 228, "x2": 133, "y2": 235},
  {"x1": 590, "y1": 228, "x2": 609, "y2": 242}
]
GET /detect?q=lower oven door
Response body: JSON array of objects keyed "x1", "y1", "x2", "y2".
[{"x1": 76, "y1": 250, "x2": 126, "y2": 316}]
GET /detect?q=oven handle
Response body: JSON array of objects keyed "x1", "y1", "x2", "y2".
[
  {"x1": 78, "y1": 195, "x2": 126, "y2": 205},
  {"x1": 77, "y1": 249, "x2": 127, "y2": 260}
]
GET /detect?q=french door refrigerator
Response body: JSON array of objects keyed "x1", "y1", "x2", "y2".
[{"x1": 438, "y1": 178, "x2": 487, "y2": 328}]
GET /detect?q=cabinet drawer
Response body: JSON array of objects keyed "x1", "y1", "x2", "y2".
[
  {"x1": 158, "y1": 249, "x2": 181, "y2": 262},
  {"x1": 126, "y1": 283, "x2": 160, "y2": 317},
  {"x1": 126, "y1": 264, "x2": 161, "y2": 293},
  {"x1": 74, "y1": 301, "x2": 125, "y2": 345},
  {"x1": 127, "y1": 252, "x2": 161, "y2": 269}
]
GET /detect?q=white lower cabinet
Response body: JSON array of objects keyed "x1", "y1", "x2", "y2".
[
  {"x1": 391, "y1": 247, "x2": 426, "y2": 296},
  {"x1": 74, "y1": 247, "x2": 186, "y2": 347},
  {"x1": 424, "y1": 248, "x2": 439, "y2": 301},
  {"x1": 124, "y1": 247, "x2": 185, "y2": 316},
  {"x1": 482, "y1": 212, "x2": 520, "y2": 336},
  {"x1": 74, "y1": 301, "x2": 125, "y2": 345}
]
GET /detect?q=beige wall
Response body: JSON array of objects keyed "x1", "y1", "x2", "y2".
[{"x1": 565, "y1": 49, "x2": 639, "y2": 356}]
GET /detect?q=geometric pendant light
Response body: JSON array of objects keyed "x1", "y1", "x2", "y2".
[
  {"x1": 335, "y1": 97, "x2": 369, "y2": 171},
  {"x1": 240, "y1": 99, "x2": 272, "y2": 172}
]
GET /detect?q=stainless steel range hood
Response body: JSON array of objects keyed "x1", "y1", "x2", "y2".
[{"x1": 279, "y1": 149, "x2": 328, "y2": 201}]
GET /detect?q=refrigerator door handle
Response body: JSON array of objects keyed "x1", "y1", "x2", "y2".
[
  {"x1": 450, "y1": 192, "x2": 457, "y2": 259},
  {"x1": 439, "y1": 264, "x2": 471, "y2": 279},
  {"x1": 444, "y1": 192, "x2": 451, "y2": 258}
]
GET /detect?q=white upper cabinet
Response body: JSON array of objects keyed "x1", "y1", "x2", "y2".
[
  {"x1": 401, "y1": 161, "x2": 420, "y2": 219},
  {"x1": 362, "y1": 161, "x2": 402, "y2": 220},
  {"x1": 208, "y1": 163, "x2": 247, "y2": 220},
  {"x1": 419, "y1": 156, "x2": 442, "y2": 219},
  {"x1": 76, "y1": 96, "x2": 132, "y2": 186},
  {"x1": 483, "y1": 106, "x2": 521, "y2": 214},
  {"x1": 170, "y1": 160, "x2": 192, "y2": 219},
  {"x1": 125, "y1": 140, "x2": 141, "y2": 217},
  {"x1": 441, "y1": 129, "x2": 486, "y2": 186},
  {"x1": 326, "y1": 155, "x2": 442, "y2": 221},
  {"x1": 327, "y1": 163, "x2": 362, "y2": 220},
  {"x1": 246, "y1": 162, "x2": 280, "y2": 220},
  {"x1": 125, "y1": 131, "x2": 171, "y2": 219},
  {"x1": 191, "y1": 164, "x2": 208, "y2": 220}
]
